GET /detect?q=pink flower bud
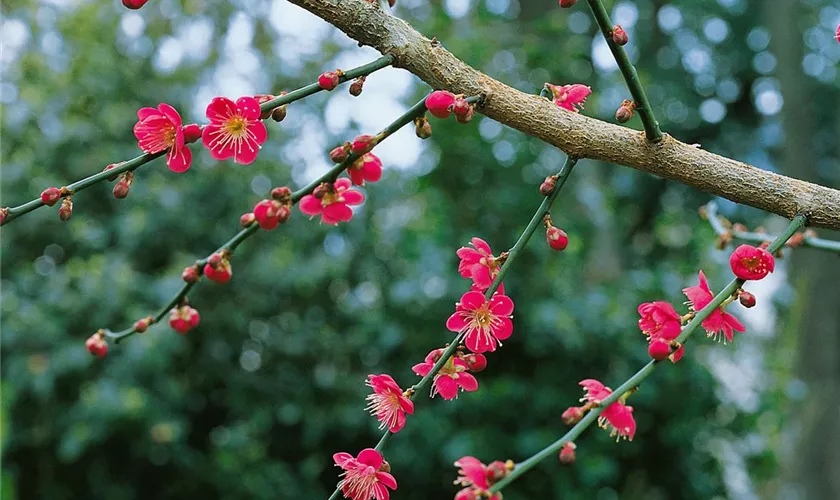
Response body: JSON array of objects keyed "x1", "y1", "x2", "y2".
[
  {"x1": 204, "y1": 257, "x2": 232, "y2": 283},
  {"x1": 312, "y1": 183, "x2": 330, "y2": 200},
  {"x1": 559, "y1": 0, "x2": 577, "y2": 7},
  {"x1": 455, "y1": 489, "x2": 479, "y2": 500},
  {"x1": 540, "y1": 175, "x2": 557, "y2": 196},
  {"x1": 464, "y1": 353, "x2": 487, "y2": 372},
  {"x1": 254, "y1": 94, "x2": 276, "y2": 119},
  {"x1": 349, "y1": 76, "x2": 366, "y2": 96},
  {"x1": 612, "y1": 25, "x2": 629, "y2": 45},
  {"x1": 183, "y1": 124, "x2": 202, "y2": 143},
  {"x1": 103, "y1": 163, "x2": 121, "y2": 182},
  {"x1": 485, "y1": 461, "x2": 508, "y2": 484},
  {"x1": 648, "y1": 339, "x2": 672, "y2": 361},
  {"x1": 424, "y1": 90, "x2": 457, "y2": 119},
  {"x1": 455, "y1": 105, "x2": 475, "y2": 124},
  {"x1": 58, "y1": 197, "x2": 73, "y2": 221},
  {"x1": 169, "y1": 305, "x2": 200, "y2": 334},
  {"x1": 122, "y1": 0, "x2": 149, "y2": 9},
  {"x1": 318, "y1": 71, "x2": 341, "y2": 91},
  {"x1": 113, "y1": 180, "x2": 131, "y2": 199},
  {"x1": 351, "y1": 134, "x2": 378, "y2": 155},
  {"x1": 414, "y1": 116, "x2": 432, "y2": 139},
  {"x1": 452, "y1": 98, "x2": 472, "y2": 119},
  {"x1": 558, "y1": 442, "x2": 576, "y2": 464},
  {"x1": 41, "y1": 187, "x2": 62, "y2": 206},
  {"x1": 270, "y1": 186, "x2": 292, "y2": 202},
  {"x1": 134, "y1": 316, "x2": 152, "y2": 333},
  {"x1": 615, "y1": 99, "x2": 636, "y2": 123},
  {"x1": 254, "y1": 200, "x2": 281, "y2": 230},
  {"x1": 329, "y1": 143, "x2": 351, "y2": 163},
  {"x1": 546, "y1": 226, "x2": 569, "y2": 251},
  {"x1": 739, "y1": 290, "x2": 756, "y2": 308},
  {"x1": 240, "y1": 212, "x2": 256, "y2": 227},
  {"x1": 182, "y1": 266, "x2": 200, "y2": 283},
  {"x1": 207, "y1": 253, "x2": 222, "y2": 269},
  {"x1": 85, "y1": 333, "x2": 109, "y2": 357},
  {"x1": 561, "y1": 406, "x2": 585, "y2": 425}
]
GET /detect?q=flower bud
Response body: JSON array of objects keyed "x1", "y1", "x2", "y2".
[
  {"x1": 275, "y1": 205, "x2": 292, "y2": 224},
  {"x1": 113, "y1": 179, "x2": 131, "y2": 199},
  {"x1": 546, "y1": 225, "x2": 569, "y2": 251},
  {"x1": 104, "y1": 163, "x2": 121, "y2": 182},
  {"x1": 330, "y1": 143, "x2": 351, "y2": 164},
  {"x1": 351, "y1": 134, "x2": 378, "y2": 155},
  {"x1": 455, "y1": 489, "x2": 479, "y2": 500},
  {"x1": 452, "y1": 98, "x2": 473, "y2": 120},
  {"x1": 271, "y1": 106, "x2": 287, "y2": 122},
  {"x1": 204, "y1": 257, "x2": 232, "y2": 284},
  {"x1": 615, "y1": 99, "x2": 636, "y2": 123},
  {"x1": 739, "y1": 290, "x2": 756, "y2": 308},
  {"x1": 313, "y1": 183, "x2": 330, "y2": 199},
  {"x1": 122, "y1": 0, "x2": 149, "y2": 9},
  {"x1": 648, "y1": 339, "x2": 672, "y2": 361},
  {"x1": 169, "y1": 305, "x2": 200, "y2": 334},
  {"x1": 134, "y1": 316, "x2": 153, "y2": 334},
  {"x1": 58, "y1": 197, "x2": 73, "y2": 221},
  {"x1": 485, "y1": 461, "x2": 508, "y2": 484},
  {"x1": 41, "y1": 187, "x2": 62, "y2": 206},
  {"x1": 207, "y1": 253, "x2": 223, "y2": 269},
  {"x1": 612, "y1": 25, "x2": 629, "y2": 45},
  {"x1": 425, "y1": 90, "x2": 457, "y2": 119},
  {"x1": 254, "y1": 94, "x2": 276, "y2": 119},
  {"x1": 182, "y1": 265, "x2": 200, "y2": 283},
  {"x1": 254, "y1": 199, "x2": 280, "y2": 230},
  {"x1": 379, "y1": 460, "x2": 391, "y2": 473},
  {"x1": 318, "y1": 71, "x2": 341, "y2": 91},
  {"x1": 271, "y1": 186, "x2": 292, "y2": 202},
  {"x1": 183, "y1": 124, "x2": 202, "y2": 143},
  {"x1": 559, "y1": 442, "x2": 576, "y2": 464},
  {"x1": 464, "y1": 353, "x2": 487, "y2": 372},
  {"x1": 85, "y1": 332, "x2": 109, "y2": 357},
  {"x1": 559, "y1": 0, "x2": 577, "y2": 7},
  {"x1": 240, "y1": 212, "x2": 256, "y2": 227},
  {"x1": 540, "y1": 175, "x2": 557, "y2": 196},
  {"x1": 561, "y1": 406, "x2": 584, "y2": 425},
  {"x1": 0, "y1": 208, "x2": 8, "y2": 225},
  {"x1": 414, "y1": 116, "x2": 432, "y2": 139},
  {"x1": 349, "y1": 76, "x2": 366, "y2": 96},
  {"x1": 455, "y1": 105, "x2": 475, "y2": 124}
]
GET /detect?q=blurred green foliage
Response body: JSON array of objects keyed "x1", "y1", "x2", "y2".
[{"x1": 2, "y1": 0, "x2": 839, "y2": 499}]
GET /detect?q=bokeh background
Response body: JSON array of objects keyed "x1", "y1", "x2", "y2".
[{"x1": 2, "y1": 0, "x2": 840, "y2": 498}]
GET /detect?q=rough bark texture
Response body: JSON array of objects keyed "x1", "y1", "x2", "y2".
[{"x1": 288, "y1": 0, "x2": 840, "y2": 229}]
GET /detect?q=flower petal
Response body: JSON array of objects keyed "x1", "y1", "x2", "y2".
[
  {"x1": 459, "y1": 291, "x2": 486, "y2": 311},
  {"x1": 357, "y1": 448, "x2": 383, "y2": 469},
  {"x1": 457, "y1": 372, "x2": 478, "y2": 392},
  {"x1": 342, "y1": 189, "x2": 365, "y2": 206},
  {"x1": 376, "y1": 471, "x2": 397, "y2": 491},
  {"x1": 235, "y1": 96, "x2": 262, "y2": 121},
  {"x1": 166, "y1": 145, "x2": 192, "y2": 173},
  {"x1": 298, "y1": 195, "x2": 323, "y2": 216},
  {"x1": 333, "y1": 452, "x2": 355, "y2": 467},
  {"x1": 435, "y1": 375, "x2": 459, "y2": 400},
  {"x1": 493, "y1": 317, "x2": 513, "y2": 340},
  {"x1": 446, "y1": 312, "x2": 467, "y2": 332},
  {"x1": 323, "y1": 203, "x2": 353, "y2": 223},
  {"x1": 489, "y1": 294, "x2": 514, "y2": 316},
  {"x1": 470, "y1": 237, "x2": 492, "y2": 255}
]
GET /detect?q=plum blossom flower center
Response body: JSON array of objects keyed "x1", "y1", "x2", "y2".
[
  {"x1": 365, "y1": 391, "x2": 403, "y2": 431},
  {"x1": 341, "y1": 464, "x2": 379, "y2": 499},
  {"x1": 224, "y1": 116, "x2": 247, "y2": 136},
  {"x1": 739, "y1": 256, "x2": 767, "y2": 273}
]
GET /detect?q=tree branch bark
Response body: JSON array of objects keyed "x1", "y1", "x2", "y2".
[{"x1": 288, "y1": 0, "x2": 840, "y2": 229}]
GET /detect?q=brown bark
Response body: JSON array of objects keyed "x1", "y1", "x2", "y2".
[{"x1": 288, "y1": 0, "x2": 840, "y2": 229}]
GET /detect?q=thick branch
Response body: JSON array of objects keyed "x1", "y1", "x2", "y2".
[{"x1": 288, "y1": 0, "x2": 840, "y2": 230}]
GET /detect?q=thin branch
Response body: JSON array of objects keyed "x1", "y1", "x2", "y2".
[
  {"x1": 487, "y1": 213, "x2": 808, "y2": 494},
  {"x1": 326, "y1": 157, "x2": 579, "y2": 500},
  {"x1": 104, "y1": 91, "x2": 431, "y2": 344},
  {"x1": 585, "y1": 0, "x2": 662, "y2": 141},
  {"x1": 0, "y1": 55, "x2": 394, "y2": 227},
  {"x1": 287, "y1": 0, "x2": 840, "y2": 230},
  {"x1": 705, "y1": 201, "x2": 840, "y2": 255}
]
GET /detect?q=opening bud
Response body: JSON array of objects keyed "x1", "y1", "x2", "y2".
[
  {"x1": 313, "y1": 183, "x2": 330, "y2": 200},
  {"x1": 204, "y1": 255, "x2": 232, "y2": 283},
  {"x1": 561, "y1": 406, "x2": 584, "y2": 425},
  {"x1": 485, "y1": 461, "x2": 509, "y2": 484},
  {"x1": 58, "y1": 197, "x2": 73, "y2": 221},
  {"x1": 183, "y1": 124, "x2": 202, "y2": 143},
  {"x1": 351, "y1": 134, "x2": 378, "y2": 155},
  {"x1": 134, "y1": 316, "x2": 153, "y2": 334},
  {"x1": 169, "y1": 305, "x2": 200, "y2": 335},
  {"x1": 453, "y1": 99, "x2": 474, "y2": 124},
  {"x1": 612, "y1": 25, "x2": 629, "y2": 45},
  {"x1": 40, "y1": 187, "x2": 62, "y2": 206},
  {"x1": 182, "y1": 265, "x2": 200, "y2": 283},
  {"x1": 330, "y1": 143, "x2": 352, "y2": 164},
  {"x1": 546, "y1": 225, "x2": 569, "y2": 251},
  {"x1": 85, "y1": 331, "x2": 109, "y2": 358},
  {"x1": 240, "y1": 212, "x2": 256, "y2": 227},
  {"x1": 270, "y1": 186, "x2": 292, "y2": 202},
  {"x1": 559, "y1": 442, "x2": 577, "y2": 464},
  {"x1": 318, "y1": 70, "x2": 342, "y2": 91},
  {"x1": 463, "y1": 353, "x2": 487, "y2": 372}
]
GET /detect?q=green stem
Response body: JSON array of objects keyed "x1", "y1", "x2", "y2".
[
  {"x1": 705, "y1": 202, "x2": 840, "y2": 254},
  {"x1": 105, "y1": 93, "x2": 448, "y2": 344},
  {"x1": 489, "y1": 212, "x2": 807, "y2": 493},
  {"x1": 326, "y1": 156, "x2": 579, "y2": 499},
  {"x1": 585, "y1": 0, "x2": 662, "y2": 142},
  {"x1": 0, "y1": 56, "x2": 395, "y2": 227}
]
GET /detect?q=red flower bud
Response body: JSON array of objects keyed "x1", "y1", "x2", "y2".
[
  {"x1": 329, "y1": 143, "x2": 351, "y2": 164},
  {"x1": 240, "y1": 212, "x2": 256, "y2": 227},
  {"x1": 615, "y1": 99, "x2": 636, "y2": 123},
  {"x1": 122, "y1": 0, "x2": 149, "y2": 9},
  {"x1": 313, "y1": 183, "x2": 330, "y2": 199},
  {"x1": 58, "y1": 197, "x2": 73, "y2": 221},
  {"x1": 318, "y1": 71, "x2": 341, "y2": 91},
  {"x1": 648, "y1": 339, "x2": 672, "y2": 361},
  {"x1": 452, "y1": 98, "x2": 472, "y2": 119},
  {"x1": 464, "y1": 353, "x2": 487, "y2": 372},
  {"x1": 558, "y1": 442, "x2": 576, "y2": 464},
  {"x1": 254, "y1": 200, "x2": 280, "y2": 230},
  {"x1": 271, "y1": 186, "x2": 292, "y2": 201},
  {"x1": 254, "y1": 94, "x2": 276, "y2": 119},
  {"x1": 204, "y1": 257, "x2": 232, "y2": 283},
  {"x1": 485, "y1": 461, "x2": 508, "y2": 484},
  {"x1": 540, "y1": 175, "x2": 557, "y2": 196},
  {"x1": 414, "y1": 116, "x2": 432, "y2": 139},
  {"x1": 40, "y1": 187, "x2": 62, "y2": 206},
  {"x1": 612, "y1": 25, "x2": 629, "y2": 45},
  {"x1": 103, "y1": 163, "x2": 121, "y2": 182},
  {"x1": 169, "y1": 305, "x2": 200, "y2": 334},
  {"x1": 546, "y1": 226, "x2": 569, "y2": 251},
  {"x1": 739, "y1": 290, "x2": 756, "y2": 308},
  {"x1": 113, "y1": 180, "x2": 131, "y2": 199},
  {"x1": 455, "y1": 104, "x2": 475, "y2": 124},
  {"x1": 559, "y1": 0, "x2": 577, "y2": 7},
  {"x1": 275, "y1": 205, "x2": 291, "y2": 224},
  {"x1": 561, "y1": 406, "x2": 584, "y2": 425},
  {"x1": 424, "y1": 90, "x2": 457, "y2": 119},
  {"x1": 183, "y1": 124, "x2": 202, "y2": 143},
  {"x1": 351, "y1": 134, "x2": 378, "y2": 155},
  {"x1": 134, "y1": 316, "x2": 152, "y2": 334},
  {"x1": 349, "y1": 76, "x2": 366, "y2": 96},
  {"x1": 181, "y1": 266, "x2": 200, "y2": 283},
  {"x1": 85, "y1": 332, "x2": 108, "y2": 358}
]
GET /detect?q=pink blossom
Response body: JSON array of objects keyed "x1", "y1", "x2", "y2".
[
  {"x1": 683, "y1": 271, "x2": 745, "y2": 344},
  {"x1": 446, "y1": 290, "x2": 514, "y2": 354},
  {"x1": 545, "y1": 83, "x2": 591, "y2": 112},
  {"x1": 453, "y1": 457, "x2": 502, "y2": 500},
  {"x1": 637, "y1": 301, "x2": 685, "y2": 363},
  {"x1": 412, "y1": 349, "x2": 479, "y2": 400},
  {"x1": 579, "y1": 379, "x2": 636, "y2": 441},
  {"x1": 299, "y1": 178, "x2": 365, "y2": 225},
  {"x1": 365, "y1": 374, "x2": 414, "y2": 433},
  {"x1": 333, "y1": 448, "x2": 397, "y2": 500},
  {"x1": 133, "y1": 103, "x2": 196, "y2": 173},
  {"x1": 456, "y1": 238, "x2": 501, "y2": 291},
  {"x1": 348, "y1": 153, "x2": 383, "y2": 186},
  {"x1": 201, "y1": 96, "x2": 267, "y2": 165},
  {"x1": 729, "y1": 244, "x2": 775, "y2": 281}
]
